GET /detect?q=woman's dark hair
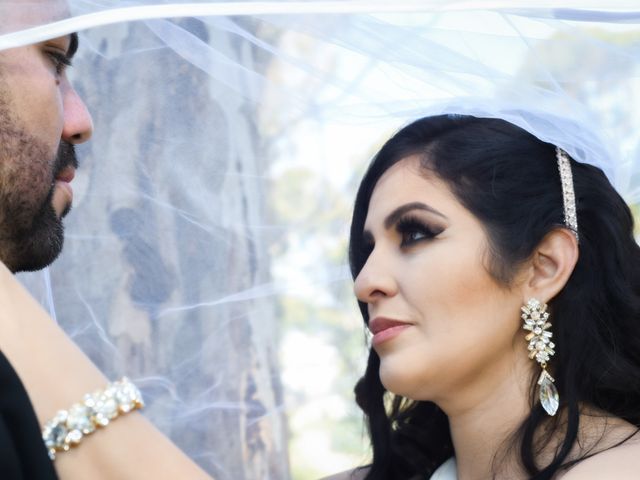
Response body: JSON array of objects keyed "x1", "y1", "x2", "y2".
[{"x1": 348, "y1": 115, "x2": 640, "y2": 479}]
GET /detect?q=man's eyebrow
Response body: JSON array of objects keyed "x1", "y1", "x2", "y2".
[
  {"x1": 66, "y1": 32, "x2": 79, "y2": 59},
  {"x1": 383, "y1": 202, "x2": 448, "y2": 229}
]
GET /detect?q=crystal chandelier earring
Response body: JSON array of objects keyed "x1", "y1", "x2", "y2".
[{"x1": 522, "y1": 298, "x2": 559, "y2": 416}]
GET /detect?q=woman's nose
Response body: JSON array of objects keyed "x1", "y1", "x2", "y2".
[{"x1": 354, "y1": 250, "x2": 398, "y2": 304}]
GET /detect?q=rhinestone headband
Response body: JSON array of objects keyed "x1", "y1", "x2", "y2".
[{"x1": 556, "y1": 147, "x2": 579, "y2": 242}]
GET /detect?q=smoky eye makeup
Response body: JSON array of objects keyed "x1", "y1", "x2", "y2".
[
  {"x1": 395, "y1": 214, "x2": 445, "y2": 246},
  {"x1": 361, "y1": 231, "x2": 375, "y2": 257}
]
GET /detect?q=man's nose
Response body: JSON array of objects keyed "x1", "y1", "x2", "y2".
[{"x1": 61, "y1": 84, "x2": 93, "y2": 144}]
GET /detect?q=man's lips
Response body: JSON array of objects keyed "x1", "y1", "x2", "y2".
[
  {"x1": 55, "y1": 166, "x2": 76, "y2": 183},
  {"x1": 52, "y1": 166, "x2": 76, "y2": 217}
]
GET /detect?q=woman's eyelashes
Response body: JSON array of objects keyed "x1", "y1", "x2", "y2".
[
  {"x1": 396, "y1": 216, "x2": 442, "y2": 247},
  {"x1": 359, "y1": 215, "x2": 443, "y2": 259}
]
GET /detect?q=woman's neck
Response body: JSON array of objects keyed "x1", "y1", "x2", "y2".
[
  {"x1": 441, "y1": 351, "x2": 534, "y2": 480},
  {"x1": 447, "y1": 378, "x2": 531, "y2": 478},
  {"x1": 444, "y1": 364, "x2": 639, "y2": 480}
]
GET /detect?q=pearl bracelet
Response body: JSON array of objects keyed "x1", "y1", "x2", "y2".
[{"x1": 41, "y1": 377, "x2": 144, "y2": 460}]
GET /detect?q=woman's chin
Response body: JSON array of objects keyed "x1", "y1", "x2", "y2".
[{"x1": 378, "y1": 358, "x2": 434, "y2": 400}]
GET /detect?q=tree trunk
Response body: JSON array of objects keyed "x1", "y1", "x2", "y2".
[{"x1": 24, "y1": 18, "x2": 289, "y2": 480}]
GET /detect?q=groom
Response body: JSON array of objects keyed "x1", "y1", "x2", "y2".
[
  {"x1": 0, "y1": 21, "x2": 96, "y2": 478},
  {"x1": 0, "y1": 23, "x2": 213, "y2": 480},
  {"x1": 0, "y1": 30, "x2": 92, "y2": 272}
]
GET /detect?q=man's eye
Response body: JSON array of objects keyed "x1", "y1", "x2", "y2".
[{"x1": 46, "y1": 51, "x2": 72, "y2": 75}]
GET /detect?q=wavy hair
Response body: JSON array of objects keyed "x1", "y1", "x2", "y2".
[{"x1": 348, "y1": 115, "x2": 640, "y2": 479}]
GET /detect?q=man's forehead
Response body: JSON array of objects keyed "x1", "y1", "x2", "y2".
[{"x1": 1, "y1": 1, "x2": 70, "y2": 35}]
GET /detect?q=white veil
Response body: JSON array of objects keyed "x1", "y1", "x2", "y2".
[{"x1": 2, "y1": 2, "x2": 640, "y2": 478}]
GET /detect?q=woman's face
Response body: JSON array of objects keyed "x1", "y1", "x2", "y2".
[{"x1": 354, "y1": 156, "x2": 529, "y2": 412}]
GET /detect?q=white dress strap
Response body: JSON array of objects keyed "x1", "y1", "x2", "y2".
[{"x1": 428, "y1": 457, "x2": 457, "y2": 480}]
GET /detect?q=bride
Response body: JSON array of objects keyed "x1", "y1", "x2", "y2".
[{"x1": 329, "y1": 114, "x2": 640, "y2": 479}]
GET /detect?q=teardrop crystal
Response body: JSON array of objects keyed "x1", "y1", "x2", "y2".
[{"x1": 539, "y1": 375, "x2": 559, "y2": 416}]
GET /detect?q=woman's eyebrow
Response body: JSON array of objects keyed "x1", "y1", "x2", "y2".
[{"x1": 383, "y1": 202, "x2": 447, "y2": 229}]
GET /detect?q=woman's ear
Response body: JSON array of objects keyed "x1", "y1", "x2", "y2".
[{"x1": 521, "y1": 228, "x2": 579, "y2": 303}]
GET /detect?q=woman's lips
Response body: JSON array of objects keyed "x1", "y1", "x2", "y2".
[{"x1": 369, "y1": 317, "x2": 412, "y2": 347}]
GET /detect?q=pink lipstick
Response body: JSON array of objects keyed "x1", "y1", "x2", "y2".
[{"x1": 369, "y1": 317, "x2": 412, "y2": 347}]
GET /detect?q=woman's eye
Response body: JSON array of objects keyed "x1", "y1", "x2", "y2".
[
  {"x1": 362, "y1": 239, "x2": 375, "y2": 261},
  {"x1": 403, "y1": 229, "x2": 428, "y2": 243},
  {"x1": 396, "y1": 218, "x2": 438, "y2": 247}
]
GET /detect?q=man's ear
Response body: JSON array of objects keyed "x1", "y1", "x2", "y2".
[{"x1": 521, "y1": 228, "x2": 579, "y2": 303}]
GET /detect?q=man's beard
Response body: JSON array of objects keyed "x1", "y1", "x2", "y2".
[
  {"x1": 5, "y1": 142, "x2": 78, "y2": 272},
  {"x1": 0, "y1": 101, "x2": 79, "y2": 272}
]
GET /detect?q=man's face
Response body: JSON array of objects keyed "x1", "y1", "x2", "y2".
[{"x1": 0, "y1": 34, "x2": 93, "y2": 272}]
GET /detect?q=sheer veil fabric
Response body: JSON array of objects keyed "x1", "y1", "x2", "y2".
[{"x1": 2, "y1": 1, "x2": 640, "y2": 478}]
